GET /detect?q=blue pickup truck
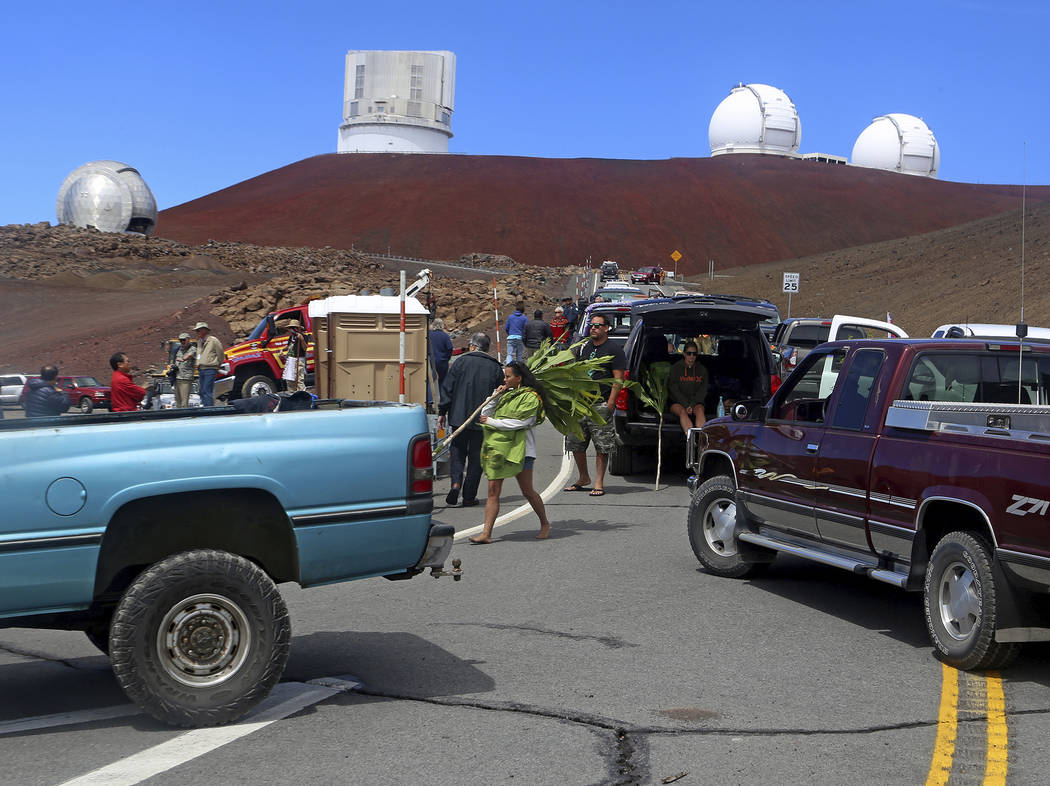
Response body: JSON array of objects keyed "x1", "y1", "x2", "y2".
[{"x1": 0, "y1": 400, "x2": 457, "y2": 726}]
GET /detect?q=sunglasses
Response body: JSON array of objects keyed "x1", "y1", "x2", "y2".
[
  {"x1": 589, "y1": 323, "x2": 607, "y2": 329},
  {"x1": 684, "y1": 351, "x2": 698, "y2": 356}
]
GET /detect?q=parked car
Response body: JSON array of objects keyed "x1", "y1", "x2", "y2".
[
  {"x1": 599, "y1": 260, "x2": 620, "y2": 281},
  {"x1": 611, "y1": 294, "x2": 782, "y2": 475},
  {"x1": 57, "y1": 376, "x2": 111, "y2": 413},
  {"x1": 18, "y1": 375, "x2": 111, "y2": 413},
  {"x1": 931, "y1": 322, "x2": 1050, "y2": 342},
  {"x1": 0, "y1": 373, "x2": 29, "y2": 407},
  {"x1": 572, "y1": 302, "x2": 635, "y2": 347},
  {"x1": 630, "y1": 265, "x2": 664, "y2": 284},
  {"x1": 593, "y1": 284, "x2": 644, "y2": 303},
  {"x1": 688, "y1": 336, "x2": 1050, "y2": 669},
  {"x1": 771, "y1": 316, "x2": 903, "y2": 374},
  {"x1": 146, "y1": 378, "x2": 203, "y2": 409}
]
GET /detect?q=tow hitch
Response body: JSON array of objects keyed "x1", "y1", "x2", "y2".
[{"x1": 431, "y1": 558, "x2": 463, "y2": 580}]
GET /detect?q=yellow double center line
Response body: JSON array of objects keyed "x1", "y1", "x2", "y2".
[{"x1": 926, "y1": 663, "x2": 1008, "y2": 785}]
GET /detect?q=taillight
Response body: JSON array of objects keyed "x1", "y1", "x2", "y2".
[
  {"x1": 770, "y1": 374, "x2": 782, "y2": 394},
  {"x1": 616, "y1": 370, "x2": 630, "y2": 411},
  {"x1": 410, "y1": 437, "x2": 433, "y2": 494}
]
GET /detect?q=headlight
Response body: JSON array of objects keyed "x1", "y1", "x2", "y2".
[{"x1": 218, "y1": 362, "x2": 230, "y2": 376}]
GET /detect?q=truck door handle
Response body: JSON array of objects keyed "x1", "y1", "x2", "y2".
[{"x1": 806, "y1": 443, "x2": 819, "y2": 453}]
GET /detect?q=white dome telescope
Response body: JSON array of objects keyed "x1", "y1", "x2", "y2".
[
  {"x1": 56, "y1": 160, "x2": 158, "y2": 234},
  {"x1": 851, "y1": 114, "x2": 939, "y2": 178},
  {"x1": 709, "y1": 83, "x2": 801, "y2": 157}
]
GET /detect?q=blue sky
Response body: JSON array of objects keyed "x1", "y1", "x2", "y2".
[{"x1": 1, "y1": 0, "x2": 1046, "y2": 226}]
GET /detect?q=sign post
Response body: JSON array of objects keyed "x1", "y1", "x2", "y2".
[
  {"x1": 669, "y1": 249, "x2": 682, "y2": 279},
  {"x1": 782, "y1": 272, "x2": 800, "y2": 318}
]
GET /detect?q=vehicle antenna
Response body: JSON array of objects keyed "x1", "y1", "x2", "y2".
[{"x1": 1017, "y1": 142, "x2": 1027, "y2": 404}]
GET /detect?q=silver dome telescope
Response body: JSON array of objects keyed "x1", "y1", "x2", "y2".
[{"x1": 56, "y1": 160, "x2": 158, "y2": 234}]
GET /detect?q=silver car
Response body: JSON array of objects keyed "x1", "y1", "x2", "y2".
[{"x1": 0, "y1": 373, "x2": 29, "y2": 407}]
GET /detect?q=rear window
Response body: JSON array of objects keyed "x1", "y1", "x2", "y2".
[
  {"x1": 903, "y1": 352, "x2": 1050, "y2": 405},
  {"x1": 786, "y1": 323, "x2": 865, "y2": 349}
]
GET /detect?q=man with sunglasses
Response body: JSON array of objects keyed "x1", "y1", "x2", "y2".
[{"x1": 563, "y1": 314, "x2": 626, "y2": 497}]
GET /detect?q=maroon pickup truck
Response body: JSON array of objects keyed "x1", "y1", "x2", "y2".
[{"x1": 687, "y1": 337, "x2": 1050, "y2": 670}]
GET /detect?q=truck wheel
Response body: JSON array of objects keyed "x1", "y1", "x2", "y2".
[
  {"x1": 78, "y1": 396, "x2": 94, "y2": 414},
  {"x1": 608, "y1": 445, "x2": 635, "y2": 476},
  {"x1": 688, "y1": 476, "x2": 768, "y2": 578},
  {"x1": 240, "y1": 375, "x2": 277, "y2": 398},
  {"x1": 109, "y1": 549, "x2": 291, "y2": 727},
  {"x1": 923, "y1": 531, "x2": 1021, "y2": 670}
]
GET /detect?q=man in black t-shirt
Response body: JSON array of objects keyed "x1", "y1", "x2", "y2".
[{"x1": 563, "y1": 313, "x2": 626, "y2": 497}]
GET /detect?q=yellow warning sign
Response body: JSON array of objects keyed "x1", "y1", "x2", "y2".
[{"x1": 670, "y1": 250, "x2": 682, "y2": 262}]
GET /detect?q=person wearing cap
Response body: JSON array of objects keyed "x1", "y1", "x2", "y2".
[
  {"x1": 173, "y1": 332, "x2": 197, "y2": 408},
  {"x1": 194, "y1": 321, "x2": 224, "y2": 406},
  {"x1": 561, "y1": 297, "x2": 578, "y2": 333},
  {"x1": 281, "y1": 320, "x2": 308, "y2": 392}
]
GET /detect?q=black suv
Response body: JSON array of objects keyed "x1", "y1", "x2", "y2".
[
  {"x1": 599, "y1": 260, "x2": 619, "y2": 281},
  {"x1": 610, "y1": 296, "x2": 780, "y2": 475}
]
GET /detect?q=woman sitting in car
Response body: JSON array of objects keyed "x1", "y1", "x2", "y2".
[{"x1": 668, "y1": 341, "x2": 709, "y2": 434}]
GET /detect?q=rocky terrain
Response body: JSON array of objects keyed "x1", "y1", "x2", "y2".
[{"x1": 0, "y1": 224, "x2": 571, "y2": 381}]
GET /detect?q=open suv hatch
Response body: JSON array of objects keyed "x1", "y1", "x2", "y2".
[{"x1": 611, "y1": 296, "x2": 781, "y2": 475}]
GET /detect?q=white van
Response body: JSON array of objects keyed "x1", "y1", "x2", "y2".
[{"x1": 931, "y1": 323, "x2": 1050, "y2": 342}]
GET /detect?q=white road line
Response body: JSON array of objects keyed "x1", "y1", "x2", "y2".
[
  {"x1": 57, "y1": 677, "x2": 360, "y2": 786},
  {"x1": 454, "y1": 450, "x2": 573, "y2": 541},
  {"x1": 0, "y1": 704, "x2": 141, "y2": 736}
]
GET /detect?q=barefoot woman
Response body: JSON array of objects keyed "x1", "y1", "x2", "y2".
[{"x1": 469, "y1": 362, "x2": 552, "y2": 543}]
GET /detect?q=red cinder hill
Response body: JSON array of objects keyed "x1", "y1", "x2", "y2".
[{"x1": 158, "y1": 154, "x2": 1049, "y2": 275}]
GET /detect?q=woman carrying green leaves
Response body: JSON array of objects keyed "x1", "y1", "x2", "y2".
[{"x1": 469, "y1": 361, "x2": 552, "y2": 544}]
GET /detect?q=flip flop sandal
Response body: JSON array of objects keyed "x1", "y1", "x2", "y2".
[
  {"x1": 588, "y1": 489, "x2": 606, "y2": 496},
  {"x1": 563, "y1": 483, "x2": 592, "y2": 492}
]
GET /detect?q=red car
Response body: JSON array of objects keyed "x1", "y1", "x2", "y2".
[
  {"x1": 20, "y1": 375, "x2": 111, "y2": 413},
  {"x1": 630, "y1": 265, "x2": 664, "y2": 284}
]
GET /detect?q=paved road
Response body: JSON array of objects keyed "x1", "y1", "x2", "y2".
[{"x1": 2, "y1": 423, "x2": 1050, "y2": 784}]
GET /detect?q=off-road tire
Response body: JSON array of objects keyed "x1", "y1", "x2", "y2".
[
  {"x1": 78, "y1": 396, "x2": 94, "y2": 414},
  {"x1": 923, "y1": 531, "x2": 1021, "y2": 671},
  {"x1": 240, "y1": 374, "x2": 278, "y2": 399},
  {"x1": 687, "y1": 476, "x2": 768, "y2": 578},
  {"x1": 608, "y1": 445, "x2": 635, "y2": 476},
  {"x1": 109, "y1": 549, "x2": 291, "y2": 727}
]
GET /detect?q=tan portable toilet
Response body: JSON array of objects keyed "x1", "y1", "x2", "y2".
[{"x1": 308, "y1": 295, "x2": 430, "y2": 403}]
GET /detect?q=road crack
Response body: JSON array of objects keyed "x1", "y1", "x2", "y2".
[
  {"x1": 346, "y1": 686, "x2": 1050, "y2": 785},
  {"x1": 442, "y1": 622, "x2": 638, "y2": 649}
]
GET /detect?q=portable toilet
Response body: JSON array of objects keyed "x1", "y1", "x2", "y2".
[{"x1": 308, "y1": 295, "x2": 430, "y2": 403}]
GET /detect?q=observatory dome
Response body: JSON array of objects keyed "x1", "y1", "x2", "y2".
[
  {"x1": 709, "y1": 83, "x2": 801, "y2": 157},
  {"x1": 851, "y1": 114, "x2": 939, "y2": 178},
  {"x1": 56, "y1": 161, "x2": 158, "y2": 234}
]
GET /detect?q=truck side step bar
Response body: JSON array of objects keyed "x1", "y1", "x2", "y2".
[{"x1": 738, "y1": 532, "x2": 909, "y2": 588}]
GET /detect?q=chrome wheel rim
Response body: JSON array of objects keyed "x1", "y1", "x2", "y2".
[
  {"x1": 703, "y1": 497, "x2": 738, "y2": 557},
  {"x1": 249, "y1": 381, "x2": 274, "y2": 397},
  {"x1": 937, "y1": 560, "x2": 980, "y2": 641},
  {"x1": 157, "y1": 593, "x2": 251, "y2": 687}
]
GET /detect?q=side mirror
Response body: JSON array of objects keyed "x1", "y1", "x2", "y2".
[{"x1": 731, "y1": 399, "x2": 766, "y2": 422}]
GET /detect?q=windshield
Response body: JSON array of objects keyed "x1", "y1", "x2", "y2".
[
  {"x1": 74, "y1": 377, "x2": 102, "y2": 387},
  {"x1": 246, "y1": 316, "x2": 269, "y2": 341}
]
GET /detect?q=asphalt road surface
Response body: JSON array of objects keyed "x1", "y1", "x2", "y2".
[{"x1": 2, "y1": 422, "x2": 1050, "y2": 785}]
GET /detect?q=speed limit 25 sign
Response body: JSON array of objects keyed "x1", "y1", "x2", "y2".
[{"x1": 782, "y1": 273, "x2": 800, "y2": 293}]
